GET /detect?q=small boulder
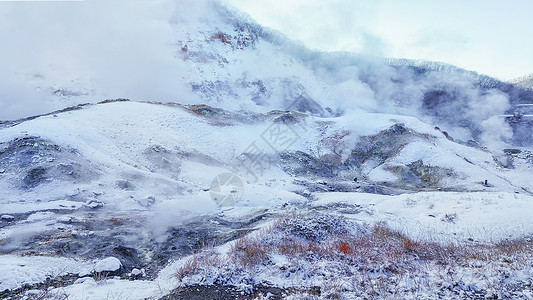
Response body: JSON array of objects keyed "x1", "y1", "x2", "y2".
[
  {"x1": 1, "y1": 215, "x2": 15, "y2": 221},
  {"x1": 56, "y1": 216, "x2": 73, "y2": 224},
  {"x1": 131, "y1": 268, "x2": 143, "y2": 276},
  {"x1": 130, "y1": 268, "x2": 145, "y2": 279},
  {"x1": 137, "y1": 195, "x2": 155, "y2": 207},
  {"x1": 74, "y1": 277, "x2": 97, "y2": 285},
  {"x1": 84, "y1": 199, "x2": 103, "y2": 209},
  {"x1": 94, "y1": 257, "x2": 123, "y2": 275}
]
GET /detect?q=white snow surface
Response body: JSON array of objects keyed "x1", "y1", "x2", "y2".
[
  {"x1": 0, "y1": 255, "x2": 92, "y2": 291},
  {"x1": 43, "y1": 188, "x2": 533, "y2": 300},
  {"x1": 0, "y1": 100, "x2": 531, "y2": 298},
  {"x1": 314, "y1": 191, "x2": 533, "y2": 242},
  {"x1": 94, "y1": 257, "x2": 122, "y2": 273},
  {"x1": 0, "y1": 1, "x2": 531, "y2": 298}
]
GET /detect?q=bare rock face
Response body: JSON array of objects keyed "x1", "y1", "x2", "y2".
[
  {"x1": 345, "y1": 123, "x2": 413, "y2": 169},
  {"x1": 280, "y1": 151, "x2": 335, "y2": 178},
  {"x1": 0, "y1": 136, "x2": 99, "y2": 189},
  {"x1": 23, "y1": 166, "x2": 47, "y2": 188},
  {"x1": 386, "y1": 159, "x2": 454, "y2": 189}
]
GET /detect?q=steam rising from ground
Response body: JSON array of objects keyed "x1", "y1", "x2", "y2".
[
  {"x1": 311, "y1": 57, "x2": 514, "y2": 151},
  {"x1": 0, "y1": 0, "x2": 515, "y2": 151},
  {"x1": 0, "y1": 0, "x2": 191, "y2": 120},
  {"x1": 469, "y1": 90, "x2": 513, "y2": 151}
]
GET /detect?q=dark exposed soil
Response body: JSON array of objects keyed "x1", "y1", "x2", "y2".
[{"x1": 161, "y1": 284, "x2": 321, "y2": 300}]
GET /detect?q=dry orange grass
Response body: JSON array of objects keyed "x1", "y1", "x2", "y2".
[{"x1": 175, "y1": 211, "x2": 533, "y2": 299}]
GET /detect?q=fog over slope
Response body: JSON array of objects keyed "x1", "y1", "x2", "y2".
[
  {"x1": 2, "y1": 1, "x2": 533, "y2": 298},
  {"x1": 1, "y1": 0, "x2": 532, "y2": 149}
]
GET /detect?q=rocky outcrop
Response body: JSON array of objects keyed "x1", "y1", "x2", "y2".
[
  {"x1": 345, "y1": 123, "x2": 414, "y2": 169},
  {"x1": 0, "y1": 136, "x2": 99, "y2": 189}
]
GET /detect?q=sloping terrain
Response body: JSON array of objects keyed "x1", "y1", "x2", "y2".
[
  {"x1": 1, "y1": 100, "x2": 532, "y2": 299},
  {"x1": 1, "y1": 0, "x2": 533, "y2": 299},
  {"x1": 11, "y1": 1, "x2": 533, "y2": 147},
  {"x1": 511, "y1": 74, "x2": 533, "y2": 90}
]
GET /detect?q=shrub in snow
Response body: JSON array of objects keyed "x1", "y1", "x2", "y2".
[
  {"x1": 278, "y1": 211, "x2": 352, "y2": 242},
  {"x1": 175, "y1": 212, "x2": 533, "y2": 299}
]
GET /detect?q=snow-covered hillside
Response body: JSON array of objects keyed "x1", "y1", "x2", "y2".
[
  {"x1": 3, "y1": 0, "x2": 532, "y2": 146},
  {"x1": 1, "y1": 0, "x2": 533, "y2": 299},
  {"x1": 511, "y1": 74, "x2": 533, "y2": 90},
  {"x1": 1, "y1": 99, "x2": 532, "y2": 298}
]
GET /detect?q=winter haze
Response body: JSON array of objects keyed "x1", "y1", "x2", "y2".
[
  {"x1": 227, "y1": 0, "x2": 533, "y2": 80},
  {"x1": 1, "y1": 0, "x2": 533, "y2": 299}
]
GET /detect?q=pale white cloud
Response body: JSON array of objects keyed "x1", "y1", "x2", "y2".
[
  {"x1": 0, "y1": 0, "x2": 531, "y2": 122},
  {"x1": 0, "y1": 0, "x2": 190, "y2": 120},
  {"x1": 224, "y1": 0, "x2": 385, "y2": 55},
  {"x1": 226, "y1": 0, "x2": 533, "y2": 80}
]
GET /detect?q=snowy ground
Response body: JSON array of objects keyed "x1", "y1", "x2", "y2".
[
  {"x1": 0, "y1": 101, "x2": 532, "y2": 299},
  {"x1": 1, "y1": 0, "x2": 532, "y2": 298},
  {"x1": 2, "y1": 191, "x2": 532, "y2": 299},
  {"x1": 35, "y1": 193, "x2": 533, "y2": 299},
  {"x1": 314, "y1": 191, "x2": 533, "y2": 242}
]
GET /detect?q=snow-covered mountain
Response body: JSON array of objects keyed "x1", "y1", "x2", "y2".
[
  {"x1": 1, "y1": 1, "x2": 533, "y2": 299},
  {"x1": 511, "y1": 73, "x2": 533, "y2": 90},
  {"x1": 6, "y1": 0, "x2": 532, "y2": 146}
]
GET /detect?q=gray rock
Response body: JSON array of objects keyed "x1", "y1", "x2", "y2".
[
  {"x1": 1, "y1": 215, "x2": 15, "y2": 221},
  {"x1": 94, "y1": 257, "x2": 122, "y2": 273},
  {"x1": 137, "y1": 195, "x2": 156, "y2": 207},
  {"x1": 23, "y1": 166, "x2": 47, "y2": 188},
  {"x1": 345, "y1": 123, "x2": 412, "y2": 169},
  {"x1": 280, "y1": 151, "x2": 335, "y2": 178},
  {"x1": 131, "y1": 268, "x2": 143, "y2": 276},
  {"x1": 84, "y1": 199, "x2": 104, "y2": 209}
]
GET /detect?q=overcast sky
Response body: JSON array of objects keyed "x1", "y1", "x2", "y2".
[{"x1": 226, "y1": 0, "x2": 532, "y2": 80}]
